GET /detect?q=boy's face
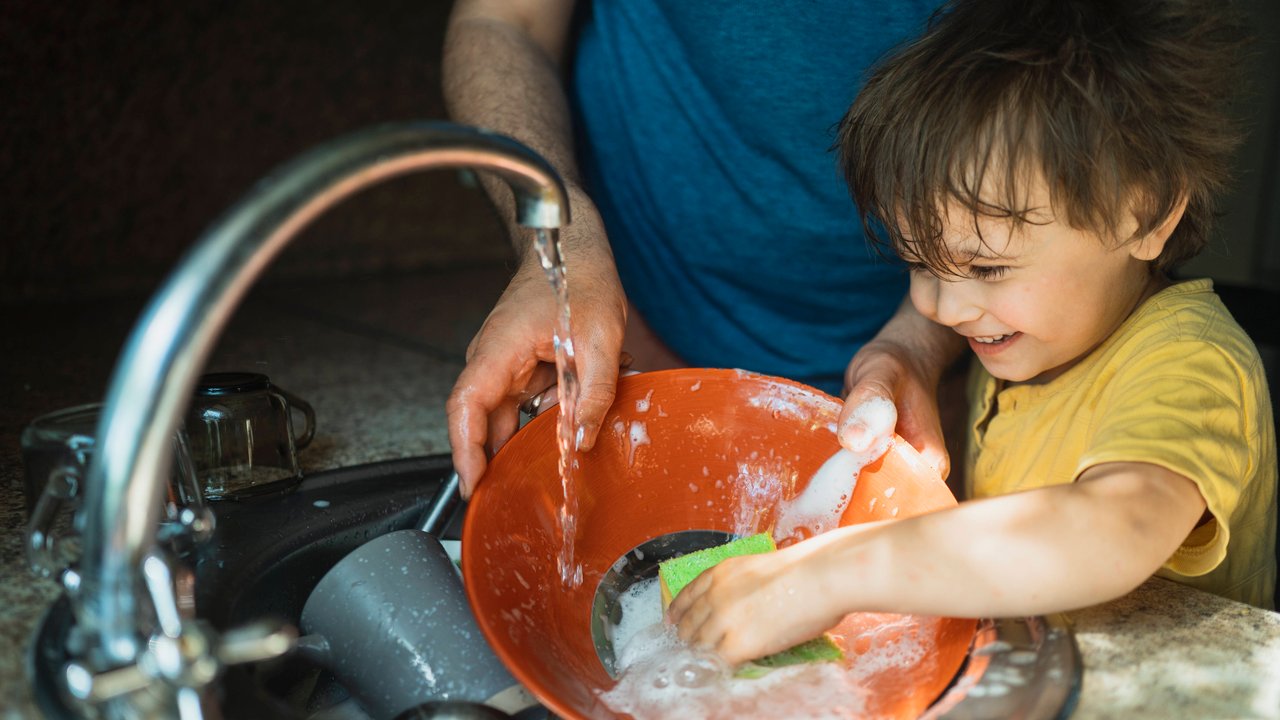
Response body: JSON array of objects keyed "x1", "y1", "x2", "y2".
[{"x1": 903, "y1": 185, "x2": 1165, "y2": 384}]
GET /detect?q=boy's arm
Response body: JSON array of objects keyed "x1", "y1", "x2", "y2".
[{"x1": 668, "y1": 461, "x2": 1206, "y2": 665}]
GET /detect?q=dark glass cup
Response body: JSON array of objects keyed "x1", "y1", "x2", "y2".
[{"x1": 185, "y1": 372, "x2": 315, "y2": 500}]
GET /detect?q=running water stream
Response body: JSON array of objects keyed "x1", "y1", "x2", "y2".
[{"x1": 532, "y1": 227, "x2": 583, "y2": 587}]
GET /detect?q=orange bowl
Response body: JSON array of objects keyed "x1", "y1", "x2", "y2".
[{"x1": 462, "y1": 368, "x2": 974, "y2": 719}]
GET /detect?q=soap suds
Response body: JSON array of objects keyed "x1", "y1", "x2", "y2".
[
  {"x1": 599, "y1": 576, "x2": 937, "y2": 719},
  {"x1": 838, "y1": 397, "x2": 896, "y2": 454},
  {"x1": 636, "y1": 389, "x2": 655, "y2": 413},
  {"x1": 628, "y1": 421, "x2": 650, "y2": 466}
]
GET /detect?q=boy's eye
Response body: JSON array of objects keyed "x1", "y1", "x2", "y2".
[
  {"x1": 967, "y1": 265, "x2": 1008, "y2": 280},
  {"x1": 905, "y1": 261, "x2": 932, "y2": 274}
]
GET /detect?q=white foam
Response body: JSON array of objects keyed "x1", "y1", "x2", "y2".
[
  {"x1": 774, "y1": 450, "x2": 860, "y2": 540},
  {"x1": 838, "y1": 397, "x2": 896, "y2": 454},
  {"x1": 636, "y1": 389, "x2": 655, "y2": 413},
  {"x1": 628, "y1": 421, "x2": 650, "y2": 466},
  {"x1": 611, "y1": 577, "x2": 664, "y2": 655},
  {"x1": 775, "y1": 441, "x2": 891, "y2": 541},
  {"x1": 599, "y1": 580, "x2": 892, "y2": 719}
]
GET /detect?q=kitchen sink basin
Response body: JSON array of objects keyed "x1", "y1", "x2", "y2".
[
  {"x1": 29, "y1": 454, "x2": 1081, "y2": 719},
  {"x1": 31, "y1": 455, "x2": 465, "y2": 719}
]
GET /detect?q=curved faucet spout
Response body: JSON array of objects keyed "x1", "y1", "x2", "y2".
[{"x1": 77, "y1": 122, "x2": 570, "y2": 664}]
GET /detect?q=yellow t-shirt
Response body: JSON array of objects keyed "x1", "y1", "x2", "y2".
[{"x1": 964, "y1": 278, "x2": 1277, "y2": 609}]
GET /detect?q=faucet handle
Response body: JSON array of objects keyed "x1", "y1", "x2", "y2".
[
  {"x1": 63, "y1": 616, "x2": 297, "y2": 710},
  {"x1": 63, "y1": 552, "x2": 297, "y2": 714},
  {"x1": 25, "y1": 466, "x2": 81, "y2": 579},
  {"x1": 27, "y1": 435, "x2": 214, "y2": 583},
  {"x1": 216, "y1": 619, "x2": 298, "y2": 666}
]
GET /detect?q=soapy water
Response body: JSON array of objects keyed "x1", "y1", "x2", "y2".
[
  {"x1": 743, "y1": 372, "x2": 842, "y2": 434},
  {"x1": 628, "y1": 421, "x2": 650, "y2": 467},
  {"x1": 730, "y1": 459, "x2": 794, "y2": 537},
  {"x1": 728, "y1": 387, "x2": 896, "y2": 542},
  {"x1": 599, "y1": 577, "x2": 935, "y2": 720},
  {"x1": 774, "y1": 398, "x2": 896, "y2": 542},
  {"x1": 596, "y1": 396, "x2": 925, "y2": 717},
  {"x1": 774, "y1": 447, "x2": 874, "y2": 541}
]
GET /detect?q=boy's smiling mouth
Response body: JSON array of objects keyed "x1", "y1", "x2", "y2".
[{"x1": 966, "y1": 331, "x2": 1022, "y2": 355}]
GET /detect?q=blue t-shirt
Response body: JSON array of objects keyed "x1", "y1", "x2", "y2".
[{"x1": 570, "y1": 1, "x2": 937, "y2": 394}]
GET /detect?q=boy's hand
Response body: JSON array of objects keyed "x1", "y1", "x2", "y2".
[
  {"x1": 842, "y1": 338, "x2": 950, "y2": 479},
  {"x1": 666, "y1": 546, "x2": 846, "y2": 666},
  {"x1": 842, "y1": 296, "x2": 966, "y2": 480}
]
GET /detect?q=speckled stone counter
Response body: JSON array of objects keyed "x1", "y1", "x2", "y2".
[{"x1": 3, "y1": 267, "x2": 1279, "y2": 719}]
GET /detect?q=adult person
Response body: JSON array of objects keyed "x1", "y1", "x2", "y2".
[{"x1": 442, "y1": 0, "x2": 964, "y2": 498}]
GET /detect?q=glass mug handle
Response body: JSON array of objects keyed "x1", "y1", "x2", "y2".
[
  {"x1": 277, "y1": 387, "x2": 316, "y2": 450},
  {"x1": 26, "y1": 464, "x2": 80, "y2": 579}
]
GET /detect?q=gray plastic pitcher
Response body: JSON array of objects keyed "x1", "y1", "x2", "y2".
[{"x1": 299, "y1": 526, "x2": 533, "y2": 719}]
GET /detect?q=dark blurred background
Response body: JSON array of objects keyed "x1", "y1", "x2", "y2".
[
  {"x1": 0, "y1": 0, "x2": 507, "y2": 304},
  {"x1": 0, "y1": 0, "x2": 1276, "y2": 305}
]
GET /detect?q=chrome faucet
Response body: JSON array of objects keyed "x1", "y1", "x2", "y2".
[{"x1": 64, "y1": 122, "x2": 569, "y2": 716}]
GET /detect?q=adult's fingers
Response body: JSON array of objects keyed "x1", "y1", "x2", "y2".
[
  {"x1": 449, "y1": 306, "x2": 624, "y2": 493},
  {"x1": 447, "y1": 358, "x2": 519, "y2": 499},
  {"x1": 447, "y1": 294, "x2": 556, "y2": 498},
  {"x1": 559, "y1": 292, "x2": 627, "y2": 451}
]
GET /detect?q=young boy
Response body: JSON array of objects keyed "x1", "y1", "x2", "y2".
[{"x1": 668, "y1": 0, "x2": 1276, "y2": 665}]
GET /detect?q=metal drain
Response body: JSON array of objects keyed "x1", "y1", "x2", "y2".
[{"x1": 589, "y1": 529, "x2": 734, "y2": 677}]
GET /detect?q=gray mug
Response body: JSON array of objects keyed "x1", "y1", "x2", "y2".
[{"x1": 299, "y1": 529, "x2": 533, "y2": 720}]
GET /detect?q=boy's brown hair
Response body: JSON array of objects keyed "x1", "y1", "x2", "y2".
[{"x1": 838, "y1": 0, "x2": 1248, "y2": 274}]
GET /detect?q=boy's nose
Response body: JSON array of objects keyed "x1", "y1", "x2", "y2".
[{"x1": 912, "y1": 273, "x2": 981, "y2": 327}]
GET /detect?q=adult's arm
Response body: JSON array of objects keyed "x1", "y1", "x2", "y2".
[{"x1": 443, "y1": 0, "x2": 628, "y2": 497}]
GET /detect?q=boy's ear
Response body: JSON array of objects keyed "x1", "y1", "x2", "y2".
[{"x1": 1128, "y1": 193, "x2": 1190, "y2": 262}]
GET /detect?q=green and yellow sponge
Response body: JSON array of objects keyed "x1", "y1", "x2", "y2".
[{"x1": 658, "y1": 532, "x2": 844, "y2": 673}]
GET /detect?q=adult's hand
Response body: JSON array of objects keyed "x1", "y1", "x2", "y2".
[
  {"x1": 839, "y1": 298, "x2": 966, "y2": 479},
  {"x1": 447, "y1": 195, "x2": 628, "y2": 499}
]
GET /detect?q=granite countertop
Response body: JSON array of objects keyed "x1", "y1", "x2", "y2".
[{"x1": 3, "y1": 266, "x2": 1280, "y2": 719}]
